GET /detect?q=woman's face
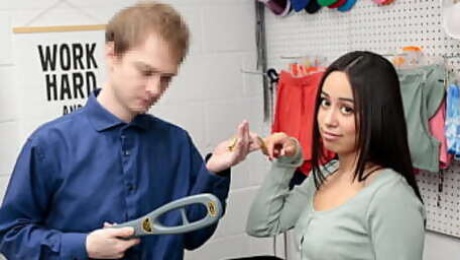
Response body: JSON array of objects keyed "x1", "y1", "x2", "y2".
[{"x1": 317, "y1": 71, "x2": 358, "y2": 157}]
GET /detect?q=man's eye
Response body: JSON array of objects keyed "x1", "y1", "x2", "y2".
[
  {"x1": 161, "y1": 77, "x2": 172, "y2": 85},
  {"x1": 141, "y1": 70, "x2": 153, "y2": 77}
]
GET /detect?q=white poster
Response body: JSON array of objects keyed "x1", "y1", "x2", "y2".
[{"x1": 13, "y1": 30, "x2": 106, "y2": 138}]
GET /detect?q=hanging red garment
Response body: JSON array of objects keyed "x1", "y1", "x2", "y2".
[{"x1": 272, "y1": 71, "x2": 335, "y2": 175}]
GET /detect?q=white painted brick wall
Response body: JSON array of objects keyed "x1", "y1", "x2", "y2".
[{"x1": 0, "y1": 0, "x2": 275, "y2": 259}]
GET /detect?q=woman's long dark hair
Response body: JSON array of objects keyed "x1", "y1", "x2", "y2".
[{"x1": 310, "y1": 51, "x2": 423, "y2": 202}]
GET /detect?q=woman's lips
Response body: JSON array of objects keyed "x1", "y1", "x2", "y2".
[{"x1": 321, "y1": 130, "x2": 341, "y2": 141}]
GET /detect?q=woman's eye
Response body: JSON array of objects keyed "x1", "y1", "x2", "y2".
[
  {"x1": 340, "y1": 106, "x2": 354, "y2": 115},
  {"x1": 319, "y1": 98, "x2": 330, "y2": 107}
]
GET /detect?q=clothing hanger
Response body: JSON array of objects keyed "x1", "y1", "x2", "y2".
[
  {"x1": 240, "y1": 67, "x2": 279, "y2": 89},
  {"x1": 266, "y1": 68, "x2": 279, "y2": 85},
  {"x1": 382, "y1": 52, "x2": 407, "y2": 67},
  {"x1": 385, "y1": 46, "x2": 426, "y2": 69},
  {"x1": 280, "y1": 55, "x2": 328, "y2": 77},
  {"x1": 13, "y1": 0, "x2": 105, "y2": 34},
  {"x1": 240, "y1": 68, "x2": 278, "y2": 122},
  {"x1": 240, "y1": 68, "x2": 278, "y2": 84},
  {"x1": 437, "y1": 53, "x2": 460, "y2": 88}
]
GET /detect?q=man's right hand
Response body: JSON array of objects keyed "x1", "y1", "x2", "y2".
[{"x1": 86, "y1": 226, "x2": 140, "y2": 259}]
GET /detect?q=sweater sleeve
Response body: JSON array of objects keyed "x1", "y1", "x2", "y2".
[
  {"x1": 367, "y1": 178, "x2": 425, "y2": 260},
  {"x1": 246, "y1": 149, "x2": 310, "y2": 237}
]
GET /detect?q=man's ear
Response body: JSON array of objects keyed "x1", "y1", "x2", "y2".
[{"x1": 105, "y1": 41, "x2": 117, "y2": 67}]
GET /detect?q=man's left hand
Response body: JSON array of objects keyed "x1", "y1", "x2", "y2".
[{"x1": 206, "y1": 120, "x2": 258, "y2": 173}]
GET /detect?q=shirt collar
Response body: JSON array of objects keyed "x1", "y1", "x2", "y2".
[{"x1": 85, "y1": 89, "x2": 151, "y2": 132}]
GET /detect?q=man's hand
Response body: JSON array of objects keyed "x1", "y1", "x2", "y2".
[
  {"x1": 86, "y1": 226, "x2": 140, "y2": 259},
  {"x1": 206, "y1": 120, "x2": 256, "y2": 173}
]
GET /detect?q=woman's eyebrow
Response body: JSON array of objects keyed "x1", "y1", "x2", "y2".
[
  {"x1": 338, "y1": 97, "x2": 354, "y2": 103},
  {"x1": 321, "y1": 91, "x2": 354, "y2": 103}
]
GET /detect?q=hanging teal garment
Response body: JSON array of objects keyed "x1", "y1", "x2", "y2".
[{"x1": 397, "y1": 65, "x2": 445, "y2": 172}]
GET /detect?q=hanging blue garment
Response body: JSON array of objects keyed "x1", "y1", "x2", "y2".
[{"x1": 445, "y1": 83, "x2": 460, "y2": 159}]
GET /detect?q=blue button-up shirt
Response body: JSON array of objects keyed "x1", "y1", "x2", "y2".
[{"x1": 0, "y1": 90, "x2": 230, "y2": 259}]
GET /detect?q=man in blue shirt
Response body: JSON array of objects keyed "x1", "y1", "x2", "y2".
[{"x1": 0, "y1": 1, "x2": 255, "y2": 259}]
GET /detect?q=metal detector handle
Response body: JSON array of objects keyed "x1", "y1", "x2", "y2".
[{"x1": 115, "y1": 193, "x2": 222, "y2": 237}]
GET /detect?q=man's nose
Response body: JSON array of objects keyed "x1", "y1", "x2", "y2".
[{"x1": 146, "y1": 76, "x2": 162, "y2": 96}]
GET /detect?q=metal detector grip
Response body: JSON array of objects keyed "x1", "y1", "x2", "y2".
[{"x1": 115, "y1": 193, "x2": 222, "y2": 237}]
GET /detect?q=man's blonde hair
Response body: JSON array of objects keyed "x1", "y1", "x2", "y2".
[{"x1": 105, "y1": 1, "x2": 190, "y2": 63}]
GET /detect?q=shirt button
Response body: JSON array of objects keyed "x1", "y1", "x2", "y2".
[
  {"x1": 127, "y1": 183, "x2": 135, "y2": 191},
  {"x1": 124, "y1": 150, "x2": 130, "y2": 156},
  {"x1": 299, "y1": 236, "x2": 304, "y2": 249}
]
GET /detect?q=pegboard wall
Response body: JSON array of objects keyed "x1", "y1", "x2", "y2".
[{"x1": 263, "y1": 0, "x2": 460, "y2": 238}]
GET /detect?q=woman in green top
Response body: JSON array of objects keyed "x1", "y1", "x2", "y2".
[{"x1": 246, "y1": 51, "x2": 425, "y2": 260}]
